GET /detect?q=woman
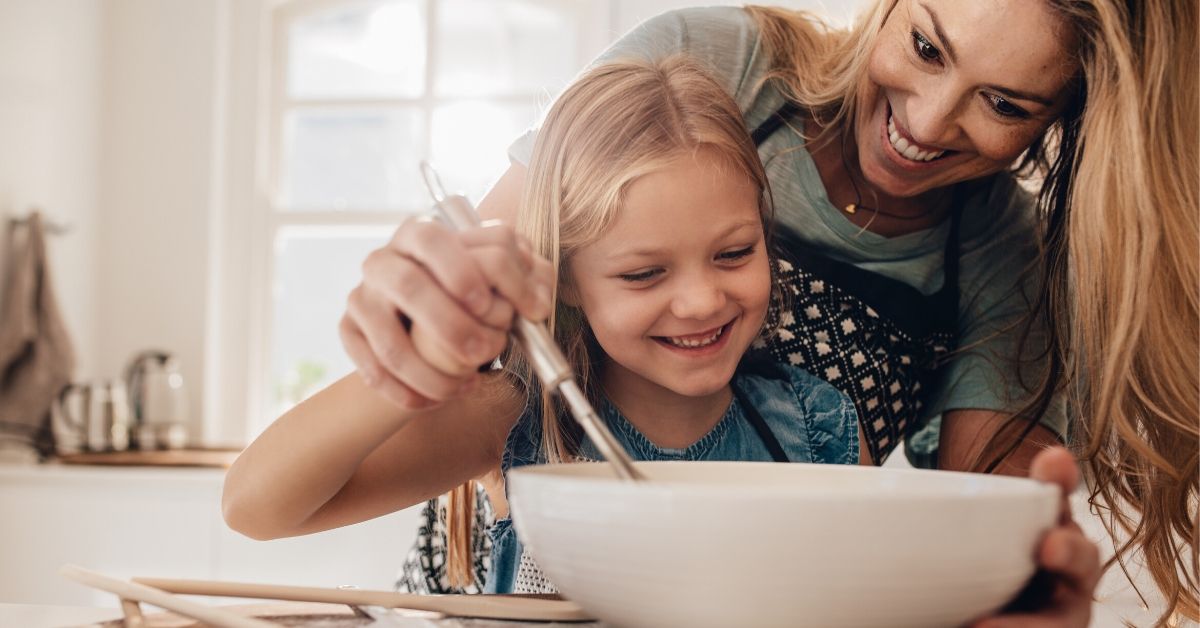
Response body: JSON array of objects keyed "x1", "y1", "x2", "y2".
[{"x1": 342, "y1": 0, "x2": 1197, "y2": 623}]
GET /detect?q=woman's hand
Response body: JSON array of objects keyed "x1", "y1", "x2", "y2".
[
  {"x1": 973, "y1": 447, "x2": 1102, "y2": 628},
  {"x1": 340, "y1": 217, "x2": 553, "y2": 410}
]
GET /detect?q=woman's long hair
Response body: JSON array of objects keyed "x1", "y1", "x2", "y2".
[
  {"x1": 445, "y1": 55, "x2": 774, "y2": 587},
  {"x1": 1044, "y1": 1, "x2": 1198, "y2": 622},
  {"x1": 748, "y1": 1, "x2": 1198, "y2": 621}
]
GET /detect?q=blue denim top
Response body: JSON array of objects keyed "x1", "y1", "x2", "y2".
[{"x1": 485, "y1": 362, "x2": 859, "y2": 593}]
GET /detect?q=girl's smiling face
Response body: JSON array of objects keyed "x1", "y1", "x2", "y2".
[
  {"x1": 566, "y1": 147, "x2": 771, "y2": 403},
  {"x1": 856, "y1": 0, "x2": 1080, "y2": 198}
]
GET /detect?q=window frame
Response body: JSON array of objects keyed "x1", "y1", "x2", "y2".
[{"x1": 216, "y1": 0, "x2": 612, "y2": 442}]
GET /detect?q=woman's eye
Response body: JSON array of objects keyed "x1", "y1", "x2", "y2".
[
  {"x1": 717, "y1": 246, "x2": 755, "y2": 262},
  {"x1": 911, "y1": 30, "x2": 941, "y2": 63},
  {"x1": 618, "y1": 268, "x2": 661, "y2": 282},
  {"x1": 984, "y1": 93, "x2": 1029, "y2": 119}
]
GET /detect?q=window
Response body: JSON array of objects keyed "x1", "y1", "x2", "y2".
[{"x1": 253, "y1": 0, "x2": 609, "y2": 433}]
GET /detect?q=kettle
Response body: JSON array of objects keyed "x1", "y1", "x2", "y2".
[
  {"x1": 55, "y1": 380, "x2": 132, "y2": 452},
  {"x1": 125, "y1": 350, "x2": 189, "y2": 450}
]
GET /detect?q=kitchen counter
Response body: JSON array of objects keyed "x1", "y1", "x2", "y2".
[
  {"x1": 0, "y1": 602, "x2": 121, "y2": 628},
  {"x1": 0, "y1": 462, "x2": 421, "y2": 607},
  {"x1": 0, "y1": 595, "x2": 1180, "y2": 628},
  {"x1": 1, "y1": 601, "x2": 598, "y2": 628},
  {"x1": 1, "y1": 463, "x2": 1187, "y2": 627}
]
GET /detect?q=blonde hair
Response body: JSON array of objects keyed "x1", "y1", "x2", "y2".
[
  {"x1": 517, "y1": 55, "x2": 774, "y2": 463},
  {"x1": 744, "y1": 3, "x2": 897, "y2": 145},
  {"x1": 1048, "y1": 1, "x2": 1198, "y2": 622},
  {"x1": 446, "y1": 55, "x2": 773, "y2": 587},
  {"x1": 748, "y1": 1, "x2": 1198, "y2": 621}
]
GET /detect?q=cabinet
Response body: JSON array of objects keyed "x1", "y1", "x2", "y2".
[{"x1": 0, "y1": 464, "x2": 420, "y2": 606}]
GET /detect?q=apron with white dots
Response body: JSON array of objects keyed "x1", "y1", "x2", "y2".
[{"x1": 750, "y1": 101, "x2": 961, "y2": 466}]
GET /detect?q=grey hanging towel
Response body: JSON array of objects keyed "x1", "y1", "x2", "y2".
[{"x1": 0, "y1": 212, "x2": 76, "y2": 459}]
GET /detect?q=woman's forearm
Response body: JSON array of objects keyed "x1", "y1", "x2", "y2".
[{"x1": 938, "y1": 408, "x2": 1063, "y2": 476}]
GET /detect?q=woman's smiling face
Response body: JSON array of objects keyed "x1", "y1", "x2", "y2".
[{"x1": 856, "y1": 0, "x2": 1080, "y2": 198}]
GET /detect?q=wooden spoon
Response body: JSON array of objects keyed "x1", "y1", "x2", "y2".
[{"x1": 131, "y1": 576, "x2": 592, "y2": 622}]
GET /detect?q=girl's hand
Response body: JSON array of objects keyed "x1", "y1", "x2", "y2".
[
  {"x1": 972, "y1": 447, "x2": 1102, "y2": 628},
  {"x1": 340, "y1": 217, "x2": 554, "y2": 410}
]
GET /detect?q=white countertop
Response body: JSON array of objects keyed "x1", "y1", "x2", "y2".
[
  {"x1": 0, "y1": 603, "x2": 121, "y2": 628},
  {"x1": 2, "y1": 597, "x2": 1185, "y2": 628},
  {"x1": 0, "y1": 460, "x2": 227, "y2": 483}
]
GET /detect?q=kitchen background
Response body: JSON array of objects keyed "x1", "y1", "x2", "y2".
[
  {"x1": 0, "y1": 0, "x2": 866, "y2": 453},
  {"x1": 0, "y1": 0, "x2": 866, "y2": 607},
  {"x1": 0, "y1": 1, "x2": 1166, "y2": 625}
]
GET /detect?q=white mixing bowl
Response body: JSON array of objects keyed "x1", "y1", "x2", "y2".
[{"x1": 508, "y1": 461, "x2": 1059, "y2": 628}]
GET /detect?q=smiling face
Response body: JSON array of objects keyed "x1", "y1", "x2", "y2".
[
  {"x1": 565, "y1": 147, "x2": 771, "y2": 405},
  {"x1": 854, "y1": 0, "x2": 1080, "y2": 198}
]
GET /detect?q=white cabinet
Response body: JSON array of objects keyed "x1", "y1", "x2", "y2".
[{"x1": 0, "y1": 464, "x2": 420, "y2": 606}]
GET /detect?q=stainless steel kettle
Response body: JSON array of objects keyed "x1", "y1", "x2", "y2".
[{"x1": 125, "y1": 350, "x2": 189, "y2": 449}]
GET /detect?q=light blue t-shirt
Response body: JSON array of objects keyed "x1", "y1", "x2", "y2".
[{"x1": 507, "y1": 6, "x2": 1066, "y2": 463}]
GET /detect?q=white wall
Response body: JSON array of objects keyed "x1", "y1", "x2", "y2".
[
  {"x1": 0, "y1": 0, "x2": 104, "y2": 379},
  {"x1": 614, "y1": 0, "x2": 868, "y2": 32},
  {"x1": 94, "y1": 0, "x2": 226, "y2": 441},
  {"x1": 0, "y1": 0, "x2": 226, "y2": 442}
]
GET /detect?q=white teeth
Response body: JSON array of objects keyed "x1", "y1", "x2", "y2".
[
  {"x1": 887, "y1": 115, "x2": 945, "y2": 162},
  {"x1": 664, "y1": 328, "x2": 723, "y2": 348}
]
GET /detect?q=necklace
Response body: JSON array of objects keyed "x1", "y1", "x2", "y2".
[{"x1": 839, "y1": 143, "x2": 945, "y2": 222}]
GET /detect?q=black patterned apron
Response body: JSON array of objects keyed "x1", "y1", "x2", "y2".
[{"x1": 750, "y1": 101, "x2": 961, "y2": 466}]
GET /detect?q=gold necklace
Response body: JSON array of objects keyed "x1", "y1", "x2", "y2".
[
  {"x1": 840, "y1": 149, "x2": 944, "y2": 221},
  {"x1": 842, "y1": 201, "x2": 941, "y2": 220}
]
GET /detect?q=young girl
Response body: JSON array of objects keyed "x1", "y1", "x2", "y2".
[{"x1": 222, "y1": 56, "x2": 858, "y2": 594}]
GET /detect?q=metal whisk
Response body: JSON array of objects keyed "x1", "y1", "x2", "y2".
[{"x1": 419, "y1": 162, "x2": 644, "y2": 481}]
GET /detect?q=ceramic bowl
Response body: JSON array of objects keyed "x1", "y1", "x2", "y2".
[{"x1": 507, "y1": 461, "x2": 1059, "y2": 628}]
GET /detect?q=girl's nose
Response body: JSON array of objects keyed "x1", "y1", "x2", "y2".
[{"x1": 669, "y1": 275, "x2": 727, "y2": 320}]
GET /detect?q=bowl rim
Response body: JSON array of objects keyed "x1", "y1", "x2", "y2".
[{"x1": 507, "y1": 460, "x2": 1060, "y2": 502}]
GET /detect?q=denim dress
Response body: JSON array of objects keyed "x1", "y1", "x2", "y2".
[{"x1": 485, "y1": 361, "x2": 859, "y2": 594}]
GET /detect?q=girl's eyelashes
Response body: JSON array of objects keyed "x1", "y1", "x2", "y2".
[
  {"x1": 615, "y1": 245, "x2": 757, "y2": 283},
  {"x1": 716, "y1": 245, "x2": 755, "y2": 262},
  {"x1": 617, "y1": 268, "x2": 661, "y2": 283},
  {"x1": 910, "y1": 28, "x2": 1030, "y2": 120}
]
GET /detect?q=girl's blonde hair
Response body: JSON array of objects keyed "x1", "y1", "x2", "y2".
[
  {"x1": 748, "y1": 1, "x2": 1198, "y2": 621},
  {"x1": 446, "y1": 55, "x2": 773, "y2": 587},
  {"x1": 517, "y1": 55, "x2": 774, "y2": 463}
]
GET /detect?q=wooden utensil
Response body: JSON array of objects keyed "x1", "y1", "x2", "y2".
[
  {"x1": 59, "y1": 565, "x2": 276, "y2": 628},
  {"x1": 132, "y1": 576, "x2": 593, "y2": 622}
]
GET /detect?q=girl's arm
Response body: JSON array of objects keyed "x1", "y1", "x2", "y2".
[{"x1": 221, "y1": 371, "x2": 523, "y2": 540}]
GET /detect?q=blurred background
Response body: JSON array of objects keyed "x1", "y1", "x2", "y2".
[
  {"x1": 0, "y1": 0, "x2": 870, "y2": 609},
  {"x1": 0, "y1": 0, "x2": 866, "y2": 452}
]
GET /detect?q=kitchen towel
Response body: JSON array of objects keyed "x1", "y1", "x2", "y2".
[{"x1": 0, "y1": 212, "x2": 75, "y2": 461}]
